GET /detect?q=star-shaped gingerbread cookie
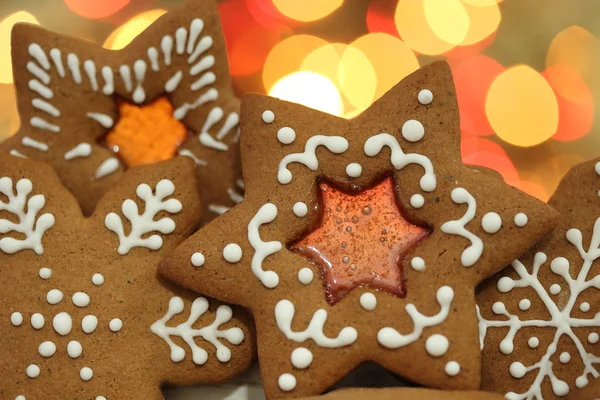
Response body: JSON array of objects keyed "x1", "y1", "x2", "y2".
[
  {"x1": 159, "y1": 61, "x2": 558, "y2": 399},
  {"x1": 0, "y1": 156, "x2": 254, "y2": 399},
  {"x1": 478, "y1": 158, "x2": 600, "y2": 400},
  {"x1": 0, "y1": 0, "x2": 242, "y2": 223}
]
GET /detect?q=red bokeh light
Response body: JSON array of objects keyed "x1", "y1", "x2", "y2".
[
  {"x1": 64, "y1": 0, "x2": 130, "y2": 20},
  {"x1": 462, "y1": 135, "x2": 519, "y2": 185},
  {"x1": 367, "y1": 0, "x2": 400, "y2": 37}
]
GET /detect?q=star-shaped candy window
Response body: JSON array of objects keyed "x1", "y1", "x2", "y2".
[
  {"x1": 160, "y1": 62, "x2": 558, "y2": 398},
  {"x1": 477, "y1": 158, "x2": 600, "y2": 400},
  {"x1": 0, "y1": 156, "x2": 254, "y2": 399},
  {"x1": 0, "y1": 0, "x2": 242, "y2": 222},
  {"x1": 291, "y1": 178, "x2": 430, "y2": 305}
]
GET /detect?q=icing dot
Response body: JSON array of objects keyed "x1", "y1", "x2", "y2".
[
  {"x1": 68, "y1": 341, "x2": 83, "y2": 358},
  {"x1": 580, "y1": 302, "x2": 591, "y2": 312},
  {"x1": 191, "y1": 252, "x2": 205, "y2": 267},
  {"x1": 291, "y1": 347, "x2": 313, "y2": 369},
  {"x1": 481, "y1": 212, "x2": 502, "y2": 234},
  {"x1": 426, "y1": 334, "x2": 449, "y2": 357},
  {"x1": 16, "y1": 396, "x2": 26, "y2": 400},
  {"x1": 346, "y1": 163, "x2": 362, "y2": 178},
  {"x1": 410, "y1": 194, "x2": 425, "y2": 208},
  {"x1": 418, "y1": 89, "x2": 433, "y2": 105},
  {"x1": 359, "y1": 292, "x2": 377, "y2": 311},
  {"x1": 26, "y1": 364, "x2": 40, "y2": 378},
  {"x1": 262, "y1": 110, "x2": 275, "y2": 123},
  {"x1": 510, "y1": 362, "x2": 527, "y2": 378},
  {"x1": 401, "y1": 119, "x2": 425, "y2": 142},
  {"x1": 411, "y1": 257, "x2": 425, "y2": 271},
  {"x1": 528, "y1": 337, "x2": 539, "y2": 348},
  {"x1": 96, "y1": 397, "x2": 107, "y2": 400},
  {"x1": 47, "y1": 289, "x2": 64, "y2": 305},
  {"x1": 293, "y1": 202, "x2": 308, "y2": 217},
  {"x1": 514, "y1": 213, "x2": 528, "y2": 227},
  {"x1": 492, "y1": 302, "x2": 506, "y2": 314},
  {"x1": 497, "y1": 277, "x2": 515, "y2": 293},
  {"x1": 91, "y1": 273, "x2": 104, "y2": 286},
  {"x1": 518, "y1": 299, "x2": 531, "y2": 311},
  {"x1": 559, "y1": 352, "x2": 571, "y2": 364},
  {"x1": 11, "y1": 312, "x2": 23, "y2": 326},
  {"x1": 72, "y1": 292, "x2": 91, "y2": 308},
  {"x1": 53, "y1": 312, "x2": 72, "y2": 336},
  {"x1": 109, "y1": 318, "x2": 123, "y2": 332},
  {"x1": 298, "y1": 268, "x2": 313, "y2": 284},
  {"x1": 31, "y1": 313, "x2": 45, "y2": 329},
  {"x1": 588, "y1": 332, "x2": 599, "y2": 344},
  {"x1": 278, "y1": 373, "x2": 296, "y2": 391},
  {"x1": 277, "y1": 127, "x2": 296, "y2": 144},
  {"x1": 223, "y1": 243, "x2": 243, "y2": 263},
  {"x1": 38, "y1": 341, "x2": 56, "y2": 358},
  {"x1": 444, "y1": 361, "x2": 460, "y2": 376},
  {"x1": 595, "y1": 161, "x2": 600, "y2": 175},
  {"x1": 80, "y1": 367, "x2": 94, "y2": 381},
  {"x1": 549, "y1": 284, "x2": 561, "y2": 295},
  {"x1": 39, "y1": 267, "x2": 52, "y2": 279},
  {"x1": 82, "y1": 315, "x2": 98, "y2": 334}
]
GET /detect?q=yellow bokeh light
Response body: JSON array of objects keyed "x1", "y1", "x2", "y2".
[
  {"x1": 272, "y1": 0, "x2": 343, "y2": 22},
  {"x1": 301, "y1": 43, "x2": 345, "y2": 86},
  {"x1": 269, "y1": 71, "x2": 344, "y2": 117},
  {"x1": 350, "y1": 33, "x2": 419, "y2": 100},
  {"x1": 424, "y1": 0, "x2": 470, "y2": 45},
  {"x1": 263, "y1": 35, "x2": 327, "y2": 93},
  {"x1": 461, "y1": 0, "x2": 503, "y2": 6},
  {"x1": 546, "y1": 26, "x2": 600, "y2": 87},
  {"x1": 0, "y1": 11, "x2": 40, "y2": 84},
  {"x1": 103, "y1": 9, "x2": 166, "y2": 50},
  {"x1": 486, "y1": 65, "x2": 558, "y2": 147},
  {"x1": 339, "y1": 46, "x2": 377, "y2": 110},
  {"x1": 460, "y1": 0, "x2": 500, "y2": 46},
  {"x1": 395, "y1": 0, "x2": 456, "y2": 55}
]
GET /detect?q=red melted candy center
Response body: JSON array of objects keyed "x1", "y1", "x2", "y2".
[{"x1": 291, "y1": 177, "x2": 430, "y2": 305}]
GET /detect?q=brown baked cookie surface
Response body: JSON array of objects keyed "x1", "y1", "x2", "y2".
[
  {"x1": 0, "y1": 0, "x2": 242, "y2": 223},
  {"x1": 0, "y1": 156, "x2": 254, "y2": 399},
  {"x1": 295, "y1": 387, "x2": 505, "y2": 400},
  {"x1": 570, "y1": 378, "x2": 600, "y2": 400},
  {"x1": 478, "y1": 158, "x2": 600, "y2": 400},
  {"x1": 159, "y1": 61, "x2": 558, "y2": 399}
]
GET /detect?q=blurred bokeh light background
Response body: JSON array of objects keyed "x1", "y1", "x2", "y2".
[{"x1": 1, "y1": 0, "x2": 600, "y2": 201}]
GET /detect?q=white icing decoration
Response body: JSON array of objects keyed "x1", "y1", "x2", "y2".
[
  {"x1": 482, "y1": 212, "x2": 502, "y2": 234},
  {"x1": 65, "y1": 143, "x2": 92, "y2": 160},
  {"x1": 165, "y1": 71, "x2": 183, "y2": 93},
  {"x1": 132, "y1": 59, "x2": 147, "y2": 103},
  {"x1": 208, "y1": 204, "x2": 229, "y2": 215},
  {"x1": 588, "y1": 333, "x2": 599, "y2": 344},
  {"x1": 560, "y1": 352, "x2": 571, "y2": 364},
  {"x1": 425, "y1": 334, "x2": 449, "y2": 357},
  {"x1": 549, "y1": 283, "x2": 561, "y2": 295},
  {"x1": 82, "y1": 315, "x2": 98, "y2": 334},
  {"x1": 298, "y1": 268, "x2": 313, "y2": 284},
  {"x1": 223, "y1": 243, "x2": 243, "y2": 263},
  {"x1": 190, "y1": 71, "x2": 215, "y2": 91},
  {"x1": 514, "y1": 212, "x2": 528, "y2": 227},
  {"x1": 30, "y1": 117, "x2": 59, "y2": 133},
  {"x1": 80, "y1": 367, "x2": 93, "y2": 381},
  {"x1": 26, "y1": 364, "x2": 40, "y2": 378},
  {"x1": 178, "y1": 149, "x2": 208, "y2": 166},
  {"x1": 91, "y1": 273, "x2": 104, "y2": 286},
  {"x1": 147, "y1": 47, "x2": 159, "y2": 71},
  {"x1": 278, "y1": 135, "x2": 349, "y2": 184},
  {"x1": 196, "y1": 108, "x2": 239, "y2": 151},
  {"x1": 101, "y1": 66, "x2": 114, "y2": 95},
  {"x1": 173, "y1": 88, "x2": 218, "y2": 121},
  {"x1": 262, "y1": 110, "x2": 275, "y2": 123},
  {"x1": 119, "y1": 64, "x2": 132, "y2": 92},
  {"x1": 32, "y1": 98, "x2": 60, "y2": 117},
  {"x1": 29, "y1": 44, "x2": 50, "y2": 70},
  {"x1": 53, "y1": 312, "x2": 72, "y2": 336},
  {"x1": 191, "y1": 252, "x2": 205, "y2": 267},
  {"x1": 187, "y1": 19, "x2": 204, "y2": 54},
  {"x1": 10, "y1": 150, "x2": 27, "y2": 158},
  {"x1": 31, "y1": 313, "x2": 44, "y2": 329},
  {"x1": 277, "y1": 127, "x2": 296, "y2": 144},
  {"x1": 346, "y1": 163, "x2": 362, "y2": 178},
  {"x1": 580, "y1": 302, "x2": 591, "y2": 312},
  {"x1": 188, "y1": 35, "x2": 213, "y2": 64},
  {"x1": 72, "y1": 292, "x2": 90, "y2": 308},
  {"x1": 67, "y1": 340, "x2": 82, "y2": 358},
  {"x1": 83, "y1": 60, "x2": 98, "y2": 91},
  {"x1": 410, "y1": 194, "x2": 425, "y2": 209},
  {"x1": 27, "y1": 61, "x2": 50, "y2": 85},
  {"x1": 364, "y1": 133, "x2": 436, "y2": 191},
  {"x1": 418, "y1": 89, "x2": 433, "y2": 105},
  {"x1": 401, "y1": 119, "x2": 425, "y2": 142},
  {"x1": 275, "y1": 299, "x2": 358, "y2": 347},
  {"x1": 411, "y1": 256, "x2": 426, "y2": 271},
  {"x1": 528, "y1": 337, "x2": 540, "y2": 348},
  {"x1": 227, "y1": 188, "x2": 244, "y2": 204},
  {"x1": 278, "y1": 373, "x2": 296, "y2": 392},
  {"x1": 95, "y1": 157, "x2": 120, "y2": 179},
  {"x1": 293, "y1": 202, "x2": 308, "y2": 217},
  {"x1": 67, "y1": 53, "x2": 81, "y2": 84},
  {"x1": 28, "y1": 79, "x2": 53, "y2": 99},
  {"x1": 161, "y1": 35, "x2": 174, "y2": 66},
  {"x1": 445, "y1": 361, "x2": 461, "y2": 376},
  {"x1": 49, "y1": 48, "x2": 65, "y2": 77},
  {"x1": 378, "y1": 286, "x2": 454, "y2": 348},
  {"x1": 519, "y1": 299, "x2": 531, "y2": 311},
  {"x1": 176, "y1": 27, "x2": 187, "y2": 55},
  {"x1": 248, "y1": 203, "x2": 282, "y2": 288},
  {"x1": 105, "y1": 179, "x2": 182, "y2": 255},
  {"x1": 291, "y1": 347, "x2": 313, "y2": 369},
  {"x1": 359, "y1": 292, "x2": 377, "y2": 311},
  {"x1": 109, "y1": 318, "x2": 123, "y2": 332},
  {"x1": 39, "y1": 267, "x2": 52, "y2": 279},
  {"x1": 440, "y1": 188, "x2": 483, "y2": 267},
  {"x1": 87, "y1": 112, "x2": 114, "y2": 129},
  {"x1": 38, "y1": 341, "x2": 56, "y2": 357},
  {"x1": 150, "y1": 296, "x2": 245, "y2": 364},
  {"x1": 11, "y1": 312, "x2": 23, "y2": 326},
  {"x1": 47, "y1": 289, "x2": 63, "y2": 304}
]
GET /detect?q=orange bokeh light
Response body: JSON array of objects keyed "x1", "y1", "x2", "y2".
[
  {"x1": 367, "y1": 0, "x2": 400, "y2": 37},
  {"x1": 462, "y1": 136, "x2": 519, "y2": 185},
  {"x1": 65, "y1": 0, "x2": 130, "y2": 19},
  {"x1": 272, "y1": 0, "x2": 343, "y2": 22},
  {"x1": 546, "y1": 26, "x2": 600, "y2": 83}
]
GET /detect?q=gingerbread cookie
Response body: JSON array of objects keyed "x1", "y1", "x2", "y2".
[
  {"x1": 478, "y1": 158, "x2": 600, "y2": 400},
  {"x1": 159, "y1": 61, "x2": 558, "y2": 398},
  {"x1": 570, "y1": 378, "x2": 600, "y2": 400},
  {"x1": 0, "y1": 156, "x2": 254, "y2": 399},
  {"x1": 296, "y1": 388, "x2": 505, "y2": 400},
  {"x1": 1, "y1": 0, "x2": 242, "y2": 223}
]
